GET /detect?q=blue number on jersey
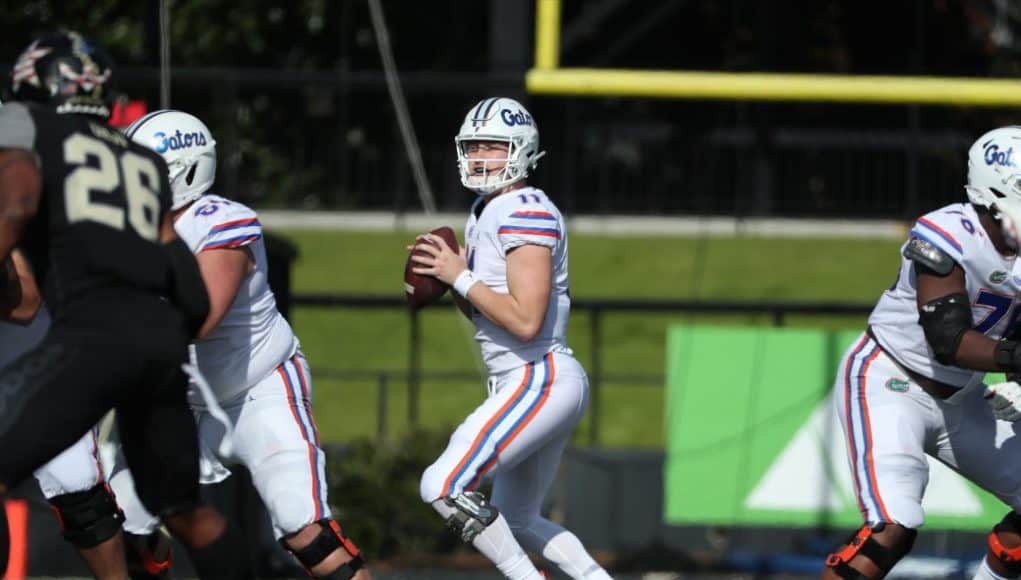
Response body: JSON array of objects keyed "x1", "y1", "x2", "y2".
[
  {"x1": 194, "y1": 198, "x2": 232, "y2": 216},
  {"x1": 974, "y1": 290, "x2": 1015, "y2": 334},
  {"x1": 195, "y1": 203, "x2": 218, "y2": 216}
]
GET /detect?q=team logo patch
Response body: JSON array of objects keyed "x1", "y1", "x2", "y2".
[
  {"x1": 990, "y1": 270, "x2": 1009, "y2": 284},
  {"x1": 885, "y1": 378, "x2": 910, "y2": 393}
]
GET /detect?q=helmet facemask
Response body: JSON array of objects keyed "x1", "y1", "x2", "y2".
[
  {"x1": 456, "y1": 135, "x2": 535, "y2": 195},
  {"x1": 992, "y1": 197, "x2": 1021, "y2": 253}
]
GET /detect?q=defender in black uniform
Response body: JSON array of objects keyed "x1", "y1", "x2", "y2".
[{"x1": 0, "y1": 31, "x2": 248, "y2": 578}]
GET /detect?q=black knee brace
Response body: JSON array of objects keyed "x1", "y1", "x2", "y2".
[
  {"x1": 282, "y1": 519, "x2": 364, "y2": 579},
  {"x1": 825, "y1": 523, "x2": 916, "y2": 579},
  {"x1": 48, "y1": 483, "x2": 125, "y2": 549}
]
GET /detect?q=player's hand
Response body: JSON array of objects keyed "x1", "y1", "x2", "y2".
[
  {"x1": 984, "y1": 381, "x2": 1021, "y2": 422},
  {"x1": 410, "y1": 233, "x2": 467, "y2": 285}
]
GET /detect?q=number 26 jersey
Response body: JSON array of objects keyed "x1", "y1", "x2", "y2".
[{"x1": 0, "y1": 103, "x2": 173, "y2": 315}]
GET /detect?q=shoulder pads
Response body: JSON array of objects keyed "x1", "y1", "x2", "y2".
[{"x1": 904, "y1": 236, "x2": 956, "y2": 275}]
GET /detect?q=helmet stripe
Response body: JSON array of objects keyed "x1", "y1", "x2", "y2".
[
  {"x1": 124, "y1": 109, "x2": 176, "y2": 139},
  {"x1": 470, "y1": 99, "x2": 488, "y2": 120},
  {"x1": 471, "y1": 97, "x2": 496, "y2": 128},
  {"x1": 480, "y1": 97, "x2": 499, "y2": 119}
]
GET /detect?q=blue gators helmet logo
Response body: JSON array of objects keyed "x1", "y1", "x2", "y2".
[
  {"x1": 153, "y1": 129, "x2": 209, "y2": 154},
  {"x1": 501, "y1": 108, "x2": 534, "y2": 127},
  {"x1": 984, "y1": 143, "x2": 1016, "y2": 168}
]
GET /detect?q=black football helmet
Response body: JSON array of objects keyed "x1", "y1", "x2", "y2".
[{"x1": 9, "y1": 30, "x2": 114, "y2": 119}]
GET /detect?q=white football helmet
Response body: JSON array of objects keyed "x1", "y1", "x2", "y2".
[
  {"x1": 455, "y1": 97, "x2": 545, "y2": 195},
  {"x1": 125, "y1": 109, "x2": 217, "y2": 210},
  {"x1": 966, "y1": 126, "x2": 1021, "y2": 210}
]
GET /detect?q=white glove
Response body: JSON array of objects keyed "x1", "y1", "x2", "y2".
[{"x1": 984, "y1": 381, "x2": 1021, "y2": 422}]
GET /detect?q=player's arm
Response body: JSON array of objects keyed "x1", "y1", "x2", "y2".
[
  {"x1": 161, "y1": 213, "x2": 210, "y2": 339},
  {"x1": 911, "y1": 236, "x2": 1017, "y2": 372},
  {"x1": 412, "y1": 236, "x2": 551, "y2": 341},
  {"x1": 193, "y1": 247, "x2": 254, "y2": 340},
  {"x1": 0, "y1": 249, "x2": 41, "y2": 325},
  {"x1": 461, "y1": 245, "x2": 551, "y2": 341}
]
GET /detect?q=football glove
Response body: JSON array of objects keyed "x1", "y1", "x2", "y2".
[{"x1": 984, "y1": 381, "x2": 1021, "y2": 422}]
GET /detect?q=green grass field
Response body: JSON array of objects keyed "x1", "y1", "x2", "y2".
[{"x1": 278, "y1": 229, "x2": 905, "y2": 448}]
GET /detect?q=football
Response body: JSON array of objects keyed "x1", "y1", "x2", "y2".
[{"x1": 404, "y1": 226, "x2": 460, "y2": 310}]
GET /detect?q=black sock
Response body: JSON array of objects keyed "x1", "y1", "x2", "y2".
[{"x1": 184, "y1": 522, "x2": 252, "y2": 580}]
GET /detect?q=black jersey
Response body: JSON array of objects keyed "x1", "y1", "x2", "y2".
[{"x1": 0, "y1": 103, "x2": 174, "y2": 316}]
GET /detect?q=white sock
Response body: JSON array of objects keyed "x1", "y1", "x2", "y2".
[
  {"x1": 513, "y1": 517, "x2": 612, "y2": 580},
  {"x1": 974, "y1": 557, "x2": 1014, "y2": 580},
  {"x1": 432, "y1": 499, "x2": 544, "y2": 580}
]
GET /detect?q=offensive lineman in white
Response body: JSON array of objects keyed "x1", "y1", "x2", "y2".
[
  {"x1": 109, "y1": 110, "x2": 370, "y2": 580},
  {"x1": 412, "y1": 97, "x2": 612, "y2": 580},
  {"x1": 823, "y1": 127, "x2": 1021, "y2": 580}
]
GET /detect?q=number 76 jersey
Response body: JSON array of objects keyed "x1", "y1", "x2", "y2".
[
  {"x1": 0, "y1": 102, "x2": 174, "y2": 315},
  {"x1": 869, "y1": 202, "x2": 1021, "y2": 388}
]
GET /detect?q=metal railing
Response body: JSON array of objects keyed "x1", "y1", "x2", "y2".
[{"x1": 292, "y1": 293, "x2": 873, "y2": 444}]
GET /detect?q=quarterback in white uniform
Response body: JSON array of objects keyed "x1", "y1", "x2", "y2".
[
  {"x1": 823, "y1": 127, "x2": 1021, "y2": 580},
  {"x1": 413, "y1": 98, "x2": 611, "y2": 580},
  {"x1": 111, "y1": 110, "x2": 369, "y2": 580}
]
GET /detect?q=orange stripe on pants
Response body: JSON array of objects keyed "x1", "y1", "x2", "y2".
[{"x1": 4, "y1": 499, "x2": 28, "y2": 579}]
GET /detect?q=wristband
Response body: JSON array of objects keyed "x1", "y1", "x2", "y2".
[{"x1": 452, "y1": 270, "x2": 480, "y2": 298}]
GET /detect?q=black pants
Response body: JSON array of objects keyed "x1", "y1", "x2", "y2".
[{"x1": 0, "y1": 294, "x2": 201, "y2": 517}]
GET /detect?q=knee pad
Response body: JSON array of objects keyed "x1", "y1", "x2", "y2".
[
  {"x1": 825, "y1": 523, "x2": 916, "y2": 579},
  {"x1": 281, "y1": 519, "x2": 363, "y2": 580},
  {"x1": 48, "y1": 483, "x2": 125, "y2": 549},
  {"x1": 989, "y1": 512, "x2": 1021, "y2": 575},
  {"x1": 444, "y1": 491, "x2": 499, "y2": 544}
]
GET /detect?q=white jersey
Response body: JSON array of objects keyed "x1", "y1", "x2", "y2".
[
  {"x1": 465, "y1": 187, "x2": 572, "y2": 374},
  {"x1": 175, "y1": 194, "x2": 299, "y2": 403},
  {"x1": 869, "y1": 202, "x2": 1021, "y2": 388}
]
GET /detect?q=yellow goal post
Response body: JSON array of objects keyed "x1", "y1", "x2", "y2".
[{"x1": 527, "y1": 0, "x2": 1021, "y2": 107}]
